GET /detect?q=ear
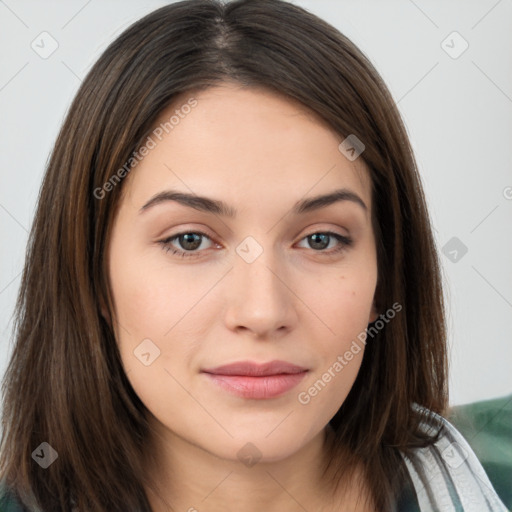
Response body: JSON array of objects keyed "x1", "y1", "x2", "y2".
[
  {"x1": 99, "y1": 295, "x2": 111, "y2": 325},
  {"x1": 368, "y1": 301, "x2": 379, "y2": 324}
]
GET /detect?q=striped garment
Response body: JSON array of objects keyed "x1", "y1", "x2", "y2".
[{"x1": 399, "y1": 405, "x2": 508, "y2": 511}]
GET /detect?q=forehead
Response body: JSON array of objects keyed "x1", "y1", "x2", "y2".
[{"x1": 123, "y1": 83, "x2": 372, "y2": 213}]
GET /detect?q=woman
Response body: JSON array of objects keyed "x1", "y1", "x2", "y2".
[{"x1": 0, "y1": 0, "x2": 507, "y2": 510}]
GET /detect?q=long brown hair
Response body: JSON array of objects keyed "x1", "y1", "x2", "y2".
[{"x1": 0, "y1": 0, "x2": 448, "y2": 510}]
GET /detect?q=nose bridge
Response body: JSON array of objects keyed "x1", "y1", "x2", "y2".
[{"x1": 224, "y1": 237, "x2": 295, "y2": 335}]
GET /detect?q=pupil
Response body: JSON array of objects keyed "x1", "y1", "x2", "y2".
[
  {"x1": 181, "y1": 233, "x2": 201, "y2": 250},
  {"x1": 310, "y1": 233, "x2": 328, "y2": 250}
]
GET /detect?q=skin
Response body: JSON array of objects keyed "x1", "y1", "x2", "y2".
[{"x1": 107, "y1": 82, "x2": 379, "y2": 512}]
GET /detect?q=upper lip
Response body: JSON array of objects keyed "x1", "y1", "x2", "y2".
[{"x1": 201, "y1": 360, "x2": 308, "y2": 376}]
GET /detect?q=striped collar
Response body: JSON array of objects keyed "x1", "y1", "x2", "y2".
[{"x1": 399, "y1": 405, "x2": 507, "y2": 511}]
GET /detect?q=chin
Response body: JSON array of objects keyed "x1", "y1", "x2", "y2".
[{"x1": 201, "y1": 424, "x2": 320, "y2": 466}]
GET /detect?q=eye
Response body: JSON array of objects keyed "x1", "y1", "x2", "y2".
[
  {"x1": 158, "y1": 230, "x2": 353, "y2": 258},
  {"x1": 296, "y1": 231, "x2": 353, "y2": 255},
  {"x1": 159, "y1": 230, "x2": 215, "y2": 258}
]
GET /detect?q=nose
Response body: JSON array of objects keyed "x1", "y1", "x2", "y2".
[{"x1": 223, "y1": 248, "x2": 298, "y2": 339}]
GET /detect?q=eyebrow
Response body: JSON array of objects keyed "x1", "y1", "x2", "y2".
[{"x1": 139, "y1": 187, "x2": 367, "y2": 217}]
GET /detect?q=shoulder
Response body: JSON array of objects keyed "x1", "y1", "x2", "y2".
[{"x1": 399, "y1": 404, "x2": 508, "y2": 512}]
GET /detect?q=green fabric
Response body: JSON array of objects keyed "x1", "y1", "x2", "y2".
[
  {"x1": 0, "y1": 484, "x2": 27, "y2": 511},
  {"x1": 447, "y1": 393, "x2": 512, "y2": 511},
  {"x1": 1, "y1": 395, "x2": 510, "y2": 511}
]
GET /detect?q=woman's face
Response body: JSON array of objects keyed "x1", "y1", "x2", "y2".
[{"x1": 107, "y1": 83, "x2": 378, "y2": 464}]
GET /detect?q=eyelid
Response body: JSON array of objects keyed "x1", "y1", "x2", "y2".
[
  {"x1": 158, "y1": 226, "x2": 353, "y2": 259},
  {"x1": 158, "y1": 223, "x2": 350, "y2": 243}
]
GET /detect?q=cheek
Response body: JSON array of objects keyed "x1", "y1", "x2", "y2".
[
  {"x1": 109, "y1": 246, "x2": 192, "y2": 339},
  {"x1": 300, "y1": 266, "x2": 376, "y2": 345},
  {"x1": 297, "y1": 349, "x2": 363, "y2": 416},
  {"x1": 108, "y1": 244, "x2": 221, "y2": 392},
  {"x1": 108, "y1": 255, "x2": 193, "y2": 414},
  {"x1": 293, "y1": 266, "x2": 375, "y2": 409},
  {"x1": 295, "y1": 285, "x2": 369, "y2": 418}
]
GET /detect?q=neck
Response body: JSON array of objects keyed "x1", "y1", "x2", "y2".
[{"x1": 143, "y1": 421, "x2": 370, "y2": 512}]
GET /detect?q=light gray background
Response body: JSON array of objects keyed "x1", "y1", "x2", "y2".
[{"x1": 1, "y1": 0, "x2": 511, "y2": 406}]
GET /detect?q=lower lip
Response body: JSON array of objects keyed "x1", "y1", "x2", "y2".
[{"x1": 203, "y1": 372, "x2": 308, "y2": 399}]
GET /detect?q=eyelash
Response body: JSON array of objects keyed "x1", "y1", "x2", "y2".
[{"x1": 158, "y1": 230, "x2": 353, "y2": 258}]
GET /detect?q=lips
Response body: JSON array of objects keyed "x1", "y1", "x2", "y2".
[
  {"x1": 202, "y1": 360, "x2": 308, "y2": 376},
  {"x1": 201, "y1": 360, "x2": 309, "y2": 399}
]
